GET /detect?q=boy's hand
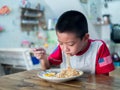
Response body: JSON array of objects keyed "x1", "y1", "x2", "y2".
[{"x1": 32, "y1": 48, "x2": 47, "y2": 60}]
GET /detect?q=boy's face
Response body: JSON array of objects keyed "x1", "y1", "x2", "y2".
[{"x1": 56, "y1": 31, "x2": 89, "y2": 56}]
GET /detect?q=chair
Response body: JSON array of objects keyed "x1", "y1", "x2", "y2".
[{"x1": 0, "y1": 48, "x2": 40, "y2": 71}]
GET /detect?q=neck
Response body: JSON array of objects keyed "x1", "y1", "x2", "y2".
[{"x1": 81, "y1": 40, "x2": 89, "y2": 51}]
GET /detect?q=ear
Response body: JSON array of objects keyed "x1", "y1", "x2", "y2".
[{"x1": 83, "y1": 33, "x2": 89, "y2": 41}]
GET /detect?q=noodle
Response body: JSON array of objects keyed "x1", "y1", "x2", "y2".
[
  {"x1": 56, "y1": 67, "x2": 80, "y2": 78},
  {"x1": 55, "y1": 54, "x2": 80, "y2": 78}
]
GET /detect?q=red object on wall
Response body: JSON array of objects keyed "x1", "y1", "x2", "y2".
[
  {"x1": 0, "y1": 26, "x2": 4, "y2": 32},
  {"x1": 0, "y1": 5, "x2": 10, "y2": 15}
]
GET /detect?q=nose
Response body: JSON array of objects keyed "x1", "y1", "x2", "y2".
[{"x1": 62, "y1": 45, "x2": 69, "y2": 52}]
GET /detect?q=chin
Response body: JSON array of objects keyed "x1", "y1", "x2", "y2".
[
  {"x1": 69, "y1": 53, "x2": 75, "y2": 56},
  {"x1": 70, "y1": 54, "x2": 74, "y2": 56},
  {"x1": 65, "y1": 53, "x2": 75, "y2": 56}
]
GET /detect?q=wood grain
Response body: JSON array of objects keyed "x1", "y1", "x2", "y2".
[{"x1": 0, "y1": 69, "x2": 120, "y2": 90}]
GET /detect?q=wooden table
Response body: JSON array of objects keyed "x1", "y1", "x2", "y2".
[{"x1": 0, "y1": 69, "x2": 120, "y2": 90}]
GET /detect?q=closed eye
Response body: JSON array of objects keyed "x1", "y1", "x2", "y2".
[{"x1": 67, "y1": 42, "x2": 75, "y2": 46}]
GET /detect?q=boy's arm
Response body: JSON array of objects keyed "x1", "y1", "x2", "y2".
[
  {"x1": 40, "y1": 54, "x2": 51, "y2": 70},
  {"x1": 96, "y1": 41, "x2": 115, "y2": 75},
  {"x1": 32, "y1": 48, "x2": 50, "y2": 70}
]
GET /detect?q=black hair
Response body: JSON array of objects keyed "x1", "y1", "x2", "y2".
[{"x1": 56, "y1": 10, "x2": 88, "y2": 39}]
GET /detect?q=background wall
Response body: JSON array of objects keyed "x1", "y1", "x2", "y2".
[
  {"x1": 101, "y1": 0, "x2": 120, "y2": 24},
  {"x1": 0, "y1": 0, "x2": 46, "y2": 48},
  {"x1": 0, "y1": 0, "x2": 21, "y2": 47},
  {"x1": 0, "y1": 0, "x2": 98, "y2": 48},
  {"x1": 0, "y1": 0, "x2": 120, "y2": 48}
]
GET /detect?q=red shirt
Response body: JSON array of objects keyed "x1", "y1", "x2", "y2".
[{"x1": 48, "y1": 39, "x2": 115, "y2": 74}]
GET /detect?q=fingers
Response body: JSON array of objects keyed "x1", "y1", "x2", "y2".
[
  {"x1": 34, "y1": 50, "x2": 45, "y2": 55},
  {"x1": 35, "y1": 53, "x2": 42, "y2": 59},
  {"x1": 32, "y1": 48, "x2": 46, "y2": 54},
  {"x1": 32, "y1": 47, "x2": 46, "y2": 60}
]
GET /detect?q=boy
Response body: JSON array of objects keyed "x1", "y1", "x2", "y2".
[{"x1": 33, "y1": 10, "x2": 114, "y2": 75}]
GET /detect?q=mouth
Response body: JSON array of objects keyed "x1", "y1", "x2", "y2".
[{"x1": 66, "y1": 53, "x2": 73, "y2": 56}]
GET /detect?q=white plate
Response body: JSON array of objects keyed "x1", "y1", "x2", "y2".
[{"x1": 37, "y1": 69, "x2": 83, "y2": 83}]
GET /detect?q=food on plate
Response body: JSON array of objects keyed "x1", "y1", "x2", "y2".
[
  {"x1": 56, "y1": 67, "x2": 80, "y2": 78},
  {"x1": 44, "y1": 72, "x2": 56, "y2": 77},
  {"x1": 43, "y1": 67, "x2": 81, "y2": 78},
  {"x1": 43, "y1": 55, "x2": 81, "y2": 78}
]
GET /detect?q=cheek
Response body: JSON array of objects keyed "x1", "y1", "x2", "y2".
[
  {"x1": 71, "y1": 44, "x2": 82, "y2": 54},
  {"x1": 69, "y1": 46, "x2": 78, "y2": 54},
  {"x1": 60, "y1": 45, "x2": 73, "y2": 52}
]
